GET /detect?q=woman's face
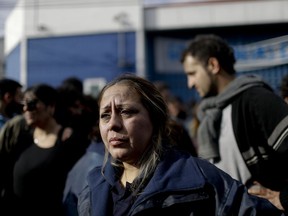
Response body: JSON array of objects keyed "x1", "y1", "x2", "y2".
[
  {"x1": 99, "y1": 84, "x2": 153, "y2": 165},
  {"x1": 22, "y1": 92, "x2": 53, "y2": 126}
]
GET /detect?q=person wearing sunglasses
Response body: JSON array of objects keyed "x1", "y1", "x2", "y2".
[{"x1": 0, "y1": 83, "x2": 84, "y2": 216}]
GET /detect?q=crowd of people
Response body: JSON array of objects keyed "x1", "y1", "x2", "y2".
[
  {"x1": 0, "y1": 33, "x2": 287, "y2": 215},
  {"x1": 0, "y1": 77, "x2": 100, "y2": 215}
]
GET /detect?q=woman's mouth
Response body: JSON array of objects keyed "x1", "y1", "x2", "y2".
[{"x1": 109, "y1": 137, "x2": 128, "y2": 146}]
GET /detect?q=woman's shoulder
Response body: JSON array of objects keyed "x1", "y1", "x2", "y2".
[
  {"x1": 163, "y1": 148, "x2": 235, "y2": 183},
  {"x1": 158, "y1": 149, "x2": 205, "y2": 180}
]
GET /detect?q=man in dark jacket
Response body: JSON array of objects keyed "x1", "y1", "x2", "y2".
[{"x1": 181, "y1": 34, "x2": 288, "y2": 212}]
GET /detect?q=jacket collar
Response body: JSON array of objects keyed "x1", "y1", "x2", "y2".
[{"x1": 88, "y1": 149, "x2": 206, "y2": 195}]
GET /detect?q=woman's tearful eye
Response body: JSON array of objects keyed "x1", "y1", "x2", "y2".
[
  {"x1": 100, "y1": 113, "x2": 110, "y2": 121},
  {"x1": 121, "y1": 109, "x2": 138, "y2": 117}
]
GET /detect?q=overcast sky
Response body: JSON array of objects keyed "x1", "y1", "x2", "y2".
[{"x1": 0, "y1": 0, "x2": 17, "y2": 37}]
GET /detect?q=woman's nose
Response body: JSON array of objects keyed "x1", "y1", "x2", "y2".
[{"x1": 108, "y1": 113, "x2": 122, "y2": 131}]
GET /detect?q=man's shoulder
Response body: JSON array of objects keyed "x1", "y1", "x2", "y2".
[
  {"x1": 4, "y1": 115, "x2": 26, "y2": 126},
  {"x1": 234, "y1": 85, "x2": 276, "y2": 103},
  {"x1": 241, "y1": 85, "x2": 272, "y2": 95},
  {"x1": 231, "y1": 84, "x2": 288, "y2": 124}
]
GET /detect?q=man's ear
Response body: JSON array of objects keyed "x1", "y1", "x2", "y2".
[
  {"x1": 3, "y1": 92, "x2": 13, "y2": 103},
  {"x1": 207, "y1": 57, "x2": 220, "y2": 75}
]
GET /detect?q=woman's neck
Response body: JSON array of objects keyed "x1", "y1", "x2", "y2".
[
  {"x1": 33, "y1": 118, "x2": 62, "y2": 148},
  {"x1": 36, "y1": 118, "x2": 60, "y2": 134},
  {"x1": 121, "y1": 163, "x2": 140, "y2": 187}
]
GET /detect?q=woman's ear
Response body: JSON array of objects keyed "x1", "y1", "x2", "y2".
[{"x1": 207, "y1": 57, "x2": 220, "y2": 75}]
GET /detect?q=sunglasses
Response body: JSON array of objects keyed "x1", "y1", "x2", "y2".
[{"x1": 22, "y1": 99, "x2": 39, "y2": 111}]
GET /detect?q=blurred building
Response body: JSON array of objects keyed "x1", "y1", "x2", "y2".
[{"x1": 3, "y1": 0, "x2": 288, "y2": 101}]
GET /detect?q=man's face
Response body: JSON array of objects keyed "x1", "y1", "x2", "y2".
[
  {"x1": 5, "y1": 87, "x2": 23, "y2": 117},
  {"x1": 182, "y1": 55, "x2": 215, "y2": 98},
  {"x1": 14, "y1": 87, "x2": 23, "y2": 104}
]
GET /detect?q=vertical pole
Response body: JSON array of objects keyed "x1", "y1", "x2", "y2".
[
  {"x1": 136, "y1": 0, "x2": 146, "y2": 78},
  {"x1": 20, "y1": 0, "x2": 27, "y2": 87}
]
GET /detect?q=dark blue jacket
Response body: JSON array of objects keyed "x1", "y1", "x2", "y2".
[
  {"x1": 78, "y1": 149, "x2": 284, "y2": 216},
  {"x1": 63, "y1": 141, "x2": 105, "y2": 216}
]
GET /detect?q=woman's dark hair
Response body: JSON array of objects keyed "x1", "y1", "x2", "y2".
[{"x1": 25, "y1": 84, "x2": 59, "y2": 107}]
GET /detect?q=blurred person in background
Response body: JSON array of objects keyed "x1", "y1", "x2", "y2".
[
  {"x1": 181, "y1": 34, "x2": 288, "y2": 213},
  {"x1": 56, "y1": 77, "x2": 92, "y2": 151},
  {"x1": 57, "y1": 77, "x2": 107, "y2": 215},
  {"x1": 78, "y1": 74, "x2": 283, "y2": 216},
  {"x1": 0, "y1": 78, "x2": 23, "y2": 128},
  {"x1": 0, "y1": 114, "x2": 29, "y2": 213},
  {"x1": 185, "y1": 100, "x2": 200, "y2": 152},
  {"x1": 56, "y1": 76, "x2": 84, "y2": 129},
  {"x1": 63, "y1": 95, "x2": 105, "y2": 216},
  {"x1": 154, "y1": 81, "x2": 197, "y2": 156},
  {"x1": 0, "y1": 84, "x2": 84, "y2": 216},
  {"x1": 60, "y1": 76, "x2": 83, "y2": 94},
  {"x1": 153, "y1": 81, "x2": 188, "y2": 122}
]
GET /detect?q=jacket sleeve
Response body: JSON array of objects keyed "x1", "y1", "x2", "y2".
[
  {"x1": 232, "y1": 87, "x2": 288, "y2": 189},
  {"x1": 77, "y1": 184, "x2": 91, "y2": 216},
  {"x1": 0, "y1": 115, "x2": 28, "y2": 197}
]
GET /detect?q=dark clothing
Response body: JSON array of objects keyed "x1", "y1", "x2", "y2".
[
  {"x1": 197, "y1": 75, "x2": 288, "y2": 211},
  {"x1": 167, "y1": 119, "x2": 197, "y2": 156},
  {"x1": 232, "y1": 85, "x2": 288, "y2": 190},
  {"x1": 78, "y1": 149, "x2": 283, "y2": 216},
  {"x1": 111, "y1": 182, "x2": 134, "y2": 216},
  {"x1": 0, "y1": 115, "x2": 31, "y2": 214},
  {"x1": 13, "y1": 128, "x2": 67, "y2": 215},
  {"x1": 0, "y1": 117, "x2": 86, "y2": 216}
]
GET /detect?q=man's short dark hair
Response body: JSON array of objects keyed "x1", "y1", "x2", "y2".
[
  {"x1": 0, "y1": 78, "x2": 22, "y2": 99},
  {"x1": 181, "y1": 34, "x2": 236, "y2": 74}
]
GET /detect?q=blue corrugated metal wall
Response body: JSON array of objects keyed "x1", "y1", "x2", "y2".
[
  {"x1": 26, "y1": 32, "x2": 136, "y2": 87},
  {"x1": 5, "y1": 44, "x2": 21, "y2": 82}
]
